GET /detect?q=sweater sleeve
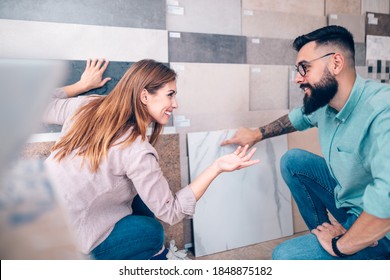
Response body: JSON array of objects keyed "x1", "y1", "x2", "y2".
[
  {"x1": 41, "y1": 88, "x2": 88, "y2": 125},
  {"x1": 125, "y1": 140, "x2": 197, "y2": 225}
]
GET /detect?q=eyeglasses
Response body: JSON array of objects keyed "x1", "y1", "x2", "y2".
[{"x1": 295, "y1": 52, "x2": 335, "y2": 77}]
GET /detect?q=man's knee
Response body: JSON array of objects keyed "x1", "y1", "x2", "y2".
[{"x1": 280, "y1": 148, "x2": 307, "y2": 180}]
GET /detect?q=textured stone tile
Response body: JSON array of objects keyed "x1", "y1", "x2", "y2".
[
  {"x1": 325, "y1": 0, "x2": 360, "y2": 15},
  {"x1": 361, "y1": 0, "x2": 390, "y2": 15},
  {"x1": 242, "y1": 0, "x2": 325, "y2": 16},
  {"x1": 247, "y1": 37, "x2": 296, "y2": 65},
  {"x1": 0, "y1": 0, "x2": 166, "y2": 29},
  {"x1": 328, "y1": 14, "x2": 365, "y2": 43},
  {"x1": 188, "y1": 129, "x2": 292, "y2": 257},
  {"x1": 166, "y1": 0, "x2": 241, "y2": 35},
  {"x1": 366, "y1": 35, "x2": 390, "y2": 60},
  {"x1": 170, "y1": 63, "x2": 249, "y2": 115},
  {"x1": 242, "y1": 10, "x2": 326, "y2": 39},
  {"x1": 0, "y1": 19, "x2": 168, "y2": 62},
  {"x1": 168, "y1": 32, "x2": 246, "y2": 64},
  {"x1": 250, "y1": 65, "x2": 289, "y2": 110},
  {"x1": 365, "y1": 12, "x2": 390, "y2": 37}
]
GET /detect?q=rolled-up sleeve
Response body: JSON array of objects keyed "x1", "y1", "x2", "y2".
[
  {"x1": 126, "y1": 143, "x2": 196, "y2": 225},
  {"x1": 363, "y1": 108, "x2": 390, "y2": 219},
  {"x1": 288, "y1": 107, "x2": 321, "y2": 131}
]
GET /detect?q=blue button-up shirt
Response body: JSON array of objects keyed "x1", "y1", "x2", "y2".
[{"x1": 289, "y1": 75, "x2": 390, "y2": 239}]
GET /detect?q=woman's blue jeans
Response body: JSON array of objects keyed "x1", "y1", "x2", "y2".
[
  {"x1": 273, "y1": 148, "x2": 390, "y2": 260},
  {"x1": 91, "y1": 195, "x2": 165, "y2": 260}
]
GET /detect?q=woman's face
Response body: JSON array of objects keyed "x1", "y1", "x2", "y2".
[{"x1": 144, "y1": 80, "x2": 178, "y2": 125}]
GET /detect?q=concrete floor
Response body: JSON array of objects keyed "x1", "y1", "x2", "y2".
[{"x1": 188, "y1": 231, "x2": 310, "y2": 260}]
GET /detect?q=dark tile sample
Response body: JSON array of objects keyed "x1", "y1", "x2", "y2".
[
  {"x1": 247, "y1": 37, "x2": 296, "y2": 65},
  {"x1": 0, "y1": 0, "x2": 166, "y2": 30},
  {"x1": 169, "y1": 32, "x2": 246, "y2": 64},
  {"x1": 366, "y1": 12, "x2": 390, "y2": 37},
  {"x1": 63, "y1": 60, "x2": 134, "y2": 96}
]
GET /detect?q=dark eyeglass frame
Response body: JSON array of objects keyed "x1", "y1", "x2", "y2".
[{"x1": 295, "y1": 52, "x2": 335, "y2": 77}]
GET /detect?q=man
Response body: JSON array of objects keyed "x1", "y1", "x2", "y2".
[{"x1": 221, "y1": 25, "x2": 390, "y2": 259}]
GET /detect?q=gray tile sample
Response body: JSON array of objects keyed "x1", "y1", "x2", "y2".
[
  {"x1": 250, "y1": 65, "x2": 289, "y2": 111},
  {"x1": 288, "y1": 66, "x2": 304, "y2": 110},
  {"x1": 247, "y1": 37, "x2": 297, "y2": 65},
  {"x1": 365, "y1": 12, "x2": 390, "y2": 37},
  {"x1": 166, "y1": 0, "x2": 241, "y2": 36},
  {"x1": 328, "y1": 14, "x2": 365, "y2": 43},
  {"x1": 168, "y1": 32, "x2": 246, "y2": 64},
  {"x1": 366, "y1": 35, "x2": 390, "y2": 60},
  {"x1": 188, "y1": 129, "x2": 293, "y2": 257},
  {"x1": 355, "y1": 43, "x2": 367, "y2": 66},
  {"x1": 0, "y1": 0, "x2": 166, "y2": 29},
  {"x1": 361, "y1": 0, "x2": 390, "y2": 15}
]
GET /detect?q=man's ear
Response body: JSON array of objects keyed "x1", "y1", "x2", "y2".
[
  {"x1": 141, "y1": 89, "x2": 148, "y2": 105},
  {"x1": 332, "y1": 53, "x2": 344, "y2": 75}
]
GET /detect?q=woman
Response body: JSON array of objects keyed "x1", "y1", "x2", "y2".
[{"x1": 43, "y1": 58, "x2": 259, "y2": 260}]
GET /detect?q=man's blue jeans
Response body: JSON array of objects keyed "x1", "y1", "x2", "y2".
[
  {"x1": 91, "y1": 195, "x2": 164, "y2": 260},
  {"x1": 273, "y1": 148, "x2": 390, "y2": 260}
]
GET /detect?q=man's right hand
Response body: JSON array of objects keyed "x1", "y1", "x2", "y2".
[{"x1": 220, "y1": 127, "x2": 262, "y2": 148}]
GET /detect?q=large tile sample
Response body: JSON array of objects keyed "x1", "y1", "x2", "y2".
[
  {"x1": 168, "y1": 32, "x2": 246, "y2": 64},
  {"x1": 242, "y1": 0, "x2": 324, "y2": 16},
  {"x1": 242, "y1": 10, "x2": 326, "y2": 40},
  {"x1": 0, "y1": 0, "x2": 166, "y2": 29},
  {"x1": 166, "y1": 0, "x2": 241, "y2": 35},
  {"x1": 365, "y1": 12, "x2": 390, "y2": 37},
  {"x1": 170, "y1": 63, "x2": 249, "y2": 115},
  {"x1": 250, "y1": 65, "x2": 289, "y2": 110},
  {"x1": 188, "y1": 129, "x2": 293, "y2": 257},
  {"x1": 328, "y1": 14, "x2": 365, "y2": 43},
  {"x1": 0, "y1": 19, "x2": 168, "y2": 62},
  {"x1": 361, "y1": 0, "x2": 390, "y2": 15},
  {"x1": 246, "y1": 37, "x2": 296, "y2": 65},
  {"x1": 325, "y1": 0, "x2": 361, "y2": 15},
  {"x1": 366, "y1": 35, "x2": 390, "y2": 61}
]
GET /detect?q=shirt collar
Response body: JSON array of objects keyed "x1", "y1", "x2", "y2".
[{"x1": 332, "y1": 75, "x2": 364, "y2": 123}]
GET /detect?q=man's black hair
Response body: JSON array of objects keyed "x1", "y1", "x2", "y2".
[{"x1": 293, "y1": 25, "x2": 355, "y2": 64}]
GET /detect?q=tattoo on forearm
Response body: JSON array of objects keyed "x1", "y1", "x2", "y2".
[{"x1": 259, "y1": 114, "x2": 296, "y2": 140}]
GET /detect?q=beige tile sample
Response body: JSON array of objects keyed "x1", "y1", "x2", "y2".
[
  {"x1": 166, "y1": 0, "x2": 241, "y2": 35},
  {"x1": 328, "y1": 14, "x2": 366, "y2": 43},
  {"x1": 325, "y1": 0, "x2": 361, "y2": 15},
  {"x1": 242, "y1": 10, "x2": 326, "y2": 39},
  {"x1": 250, "y1": 65, "x2": 289, "y2": 110},
  {"x1": 242, "y1": 0, "x2": 325, "y2": 16},
  {"x1": 171, "y1": 63, "x2": 250, "y2": 115}
]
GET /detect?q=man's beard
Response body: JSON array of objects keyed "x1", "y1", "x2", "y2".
[{"x1": 301, "y1": 69, "x2": 338, "y2": 115}]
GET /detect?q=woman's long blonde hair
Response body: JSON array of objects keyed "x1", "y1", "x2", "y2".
[{"x1": 51, "y1": 59, "x2": 177, "y2": 172}]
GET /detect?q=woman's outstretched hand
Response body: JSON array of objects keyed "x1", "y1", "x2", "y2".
[{"x1": 214, "y1": 145, "x2": 260, "y2": 173}]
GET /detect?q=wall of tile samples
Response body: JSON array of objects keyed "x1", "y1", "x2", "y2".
[{"x1": 1, "y1": 0, "x2": 389, "y2": 257}]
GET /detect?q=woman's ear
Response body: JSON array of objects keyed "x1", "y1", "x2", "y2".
[{"x1": 141, "y1": 89, "x2": 148, "y2": 105}]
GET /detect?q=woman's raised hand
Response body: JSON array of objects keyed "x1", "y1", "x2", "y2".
[{"x1": 214, "y1": 145, "x2": 260, "y2": 173}]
